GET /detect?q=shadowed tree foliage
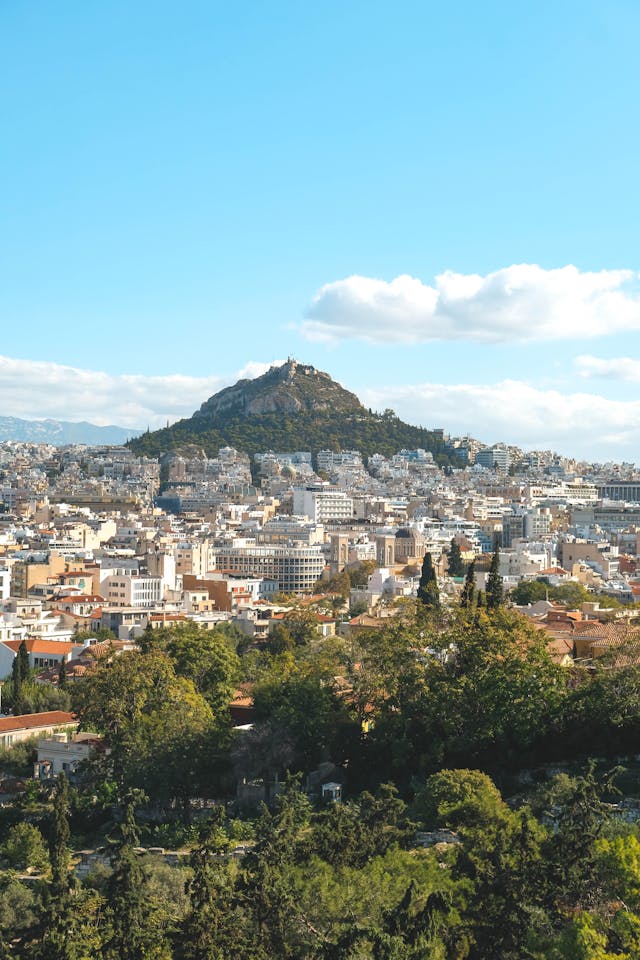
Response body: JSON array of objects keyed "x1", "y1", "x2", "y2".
[
  {"x1": 176, "y1": 808, "x2": 236, "y2": 960},
  {"x1": 460, "y1": 561, "x2": 476, "y2": 609},
  {"x1": 104, "y1": 795, "x2": 170, "y2": 960},
  {"x1": 417, "y1": 552, "x2": 440, "y2": 610},
  {"x1": 447, "y1": 539, "x2": 465, "y2": 578},
  {"x1": 486, "y1": 544, "x2": 503, "y2": 610}
]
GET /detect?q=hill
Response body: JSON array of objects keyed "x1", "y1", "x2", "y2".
[
  {"x1": 0, "y1": 417, "x2": 136, "y2": 446},
  {"x1": 128, "y1": 360, "x2": 460, "y2": 465}
]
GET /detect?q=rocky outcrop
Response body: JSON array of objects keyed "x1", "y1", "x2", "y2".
[{"x1": 194, "y1": 361, "x2": 362, "y2": 421}]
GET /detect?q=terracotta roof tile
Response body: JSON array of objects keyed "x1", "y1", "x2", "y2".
[
  {"x1": 0, "y1": 711, "x2": 75, "y2": 734},
  {"x1": 2, "y1": 638, "x2": 77, "y2": 655}
]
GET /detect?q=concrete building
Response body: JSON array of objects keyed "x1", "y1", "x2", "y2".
[
  {"x1": 475, "y1": 445, "x2": 510, "y2": 473},
  {"x1": 211, "y1": 544, "x2": 325, "y2": 594},
  {"x1": 101, "y1": 574, "x2": 163, "y2": 608},
  {"x1": 34, "y1": 732, "x2": 101, "y2": 780},
  {"x1": 292, "y1": 486, "x2": 353, "y2": 524},
  {"x1": 316, "y1": 450, "x2": 363, "y2": 471}
]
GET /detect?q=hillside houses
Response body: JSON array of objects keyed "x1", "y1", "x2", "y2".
[{"x1": 0, "y1": 438, "x2": 638, "y2": 673}]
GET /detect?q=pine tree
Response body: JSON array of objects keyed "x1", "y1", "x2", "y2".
[
  {"x1": 447, "y1": 538, "x2": 464, "y2": 577},
  {"x1": 417, "y1": 552, "x2": 440, "y2": 609},
  {"x1": 240, "y1": 776, "x2": 312, "y2": 958},
  {"x1": 36, "y1": 772, "x2": 77, "y2": 960},
  {"x1": 460, "y1": 561, "x2": 476, "y2": 608},
  {"x1": 486, "y1": 543, "x2": 503, "y2": 610},
  {"x1": 177, "y1": 808, "x2": 235, "y2": 960},
  {"x1": 104, "y1": 794, "x2": 166, "y2": 960}
]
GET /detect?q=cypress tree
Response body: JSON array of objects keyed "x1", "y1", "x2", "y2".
[
  {"x1": 49, "y1": 772, "x2": 71, "y2": 897},
  {"x1": 417, "y1": 552, "x2": 440, "y2": 609},
  {"x1": 58, "y1": 659, "x2": 67, "y2": 690},
  {"x1": 460, "y1": 561, "x2": 476, "y2": 609},
  {"x1": 486, "y1": 543, "x2": 504, "y2": 610},
  {"x1": 18, "y1": 638, "x2": 30, "y2": 680},
  {"x1": 11, "y1": 640, "x2": 29, "y2": 714},
  {"x1": 11, "y1": 655, "x2": 23, "y2": 713},
  {"x1": 447, "y1": 538, "x2": 465, "y2": 577}
]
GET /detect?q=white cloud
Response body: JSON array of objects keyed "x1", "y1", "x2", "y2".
[
  {"x1": 0, "y1": 356, "x2": 280, "y2": 430},
  {"x1": 303, "y1": 264, "x2": 640, "y2": 343},
  {"x1": 2, "y1": 353, "x2": 637, "y2": 462},
  {"x1": 575, "y1": 354, "x2": 640, "y2": 382},
  {"x1": 359, "y1": 379, "x2": 640, "y2": 460}
]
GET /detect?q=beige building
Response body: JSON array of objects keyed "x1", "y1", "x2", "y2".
[{"x1": 0, "y1": 711, "x2": 77, "y2": 750}]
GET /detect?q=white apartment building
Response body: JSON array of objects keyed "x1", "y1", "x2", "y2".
[
  {"x1": 475, "y1": 445, "x2": 510, "y2": 472},
  {"x1": 257, "y1": 516, "x2": 325, "y2": 546},
  {"x1": 316, "y1": 450, "x2": 363, "y2": 471},
  {"x1": 0, "y1": 568, "x2": 10, "y2": 601},
  {"x1": 102, "y1": 574, "x2": 163, "y2": 608},
  {"x1": 292, "y1": 486, "x2": 353, "y2": 524},
  {"x1": 211, "y1": 544, "x2": 325, "y2": 594},
  {"x1": 173, "y1": 541, "x2": 213, "y2": 577}
]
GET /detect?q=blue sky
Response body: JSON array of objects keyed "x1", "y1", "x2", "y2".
[{"x1": 2, "y1": 0, "x2": 640, "y2": 460}]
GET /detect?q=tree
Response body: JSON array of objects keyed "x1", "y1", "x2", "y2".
[
  {"x1": 58, "y1": 658, "x2": 67, "y2": 690},
  {"x1": 543, "y1": 763, "x2": 622, "y2": 910},
  {"x1": 72, "y1": 650, "x2": 215, "y2": 809},
  {"x1": 486, "y1": 543, "x2": 503, "y2": 610},
  {"x1": 460, "y1": 561, "x2": 476, "y2": 608},
  {"x1": 239, "y1": 776, "x2": 314, "y2": 958},
  {"x1": 417, "y1": 552, "x2": 439, "y2": 609},
  {"x1": 282, "y1": 607, "x2": 320, "y2": 646},
  {"x1": 35, "y1": 771, "x2": 98, "y2": 960},
  {"x1": 49, "y1": 772, "x2": 71, "y2": 897},
  {"x1": 510, "y1": 579, "x2": 548, "y2": 606},
  {"x1": 177, "y1": 808, "x2": 236, "y2": 960},
  {"x1": 3, "y1": 822, "x2": 48, "y2": 871},
  {"x1": 416, "y1": 769, "x2": 546, "y2": 960},
  {"x1": 251, "y1": 672, "x2": 354, "y2": 773},
  {"x1": 447, "y1": 539, "x2": 465, "y2": 577},
  {"x1": 413, "y1": 768, "x2": 505, "y2": 828},
  {"x1": 267, "y1": 623, "x2": 295, "y2": 655},
  {"x1": 365, "y1": 608, "x2": 567, "y2": 785},
  {"x1": 553, "y1": 581, "x2": 594, "y2": 609},
  {"x1": 163, "y1": 624, "x2": 240, "y2": 717},
  {"x1": 349, "y1": 559, "x2": 379, "y2": 589},
  {"x1": 104, "y1": 794, "x2": 168, "y2": 960},
  {"x1": 510, "y1": 579, "x2": 594, "y2": 608},
  {"x1": 72, "y1": 626, "x2": 117, "y2": 644},
  {"x1": 17, "y1": 639, "x2": 30, "y2": 682},
  {"x1": 0, "y1": 878, "x2": 41, "y2": 951},
  {"x1": 11, "y1": 640, "x2": 30, "y2": 714}
]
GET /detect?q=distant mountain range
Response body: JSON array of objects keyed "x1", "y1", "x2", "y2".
[
  {"x1": 0, "y1": 417, "x2": 137, "y2": 446},
  {"x1": 129, "y1": 360, "x2": 461, "y2": 465}
]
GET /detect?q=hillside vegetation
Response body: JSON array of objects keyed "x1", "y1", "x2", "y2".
[{"x1": 129, "y1": 361, "x2": 460, "y2": 464}]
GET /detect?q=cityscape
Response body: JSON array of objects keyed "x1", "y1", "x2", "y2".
[{"x1": 3, "y1": 0, "x2": 640, "y2": 956}]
